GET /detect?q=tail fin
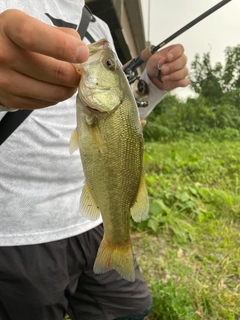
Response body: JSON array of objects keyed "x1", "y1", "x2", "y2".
[{"x1": 93, "y1": 236, "x2": 135, "y2": 282}]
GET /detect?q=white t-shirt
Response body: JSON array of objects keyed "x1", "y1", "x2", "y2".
[{"x1": 0, "y1": 0, "x2": 167, "y2": 246}]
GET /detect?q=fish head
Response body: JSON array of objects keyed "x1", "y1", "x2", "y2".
[{"x1": 74, "y1": 39, "x2": 126, "y2": 115}]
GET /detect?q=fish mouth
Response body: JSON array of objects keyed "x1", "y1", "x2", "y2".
[{"x1": 86, "y1": 105, "x2": 106, "y2": 114}]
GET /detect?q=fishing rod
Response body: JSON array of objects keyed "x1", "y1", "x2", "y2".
[{"x1": 125, "y1": 0, "x2": 232, "y2": 105}]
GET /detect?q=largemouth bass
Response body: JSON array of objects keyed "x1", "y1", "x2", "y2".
[{"x1": 70, "y1": 39, "x2": 149, "y2": 282}]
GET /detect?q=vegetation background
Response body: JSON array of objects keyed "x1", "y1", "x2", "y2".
[{"x1": 135, "y1": 44, "x2": 240, "y2": 320}]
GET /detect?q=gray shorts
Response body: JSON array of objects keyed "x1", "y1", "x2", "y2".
[{"x1": 0, "y1": 224, "x2": 152, "y2": 320}]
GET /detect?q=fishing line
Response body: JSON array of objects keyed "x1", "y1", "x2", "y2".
[{"x1": 147, "y1": 0, "x2": 151, "y2": 44}]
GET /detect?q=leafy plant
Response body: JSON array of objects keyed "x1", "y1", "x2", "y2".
[{"x1": 148, "y1": 279, "x2": 197, "y2": 320}]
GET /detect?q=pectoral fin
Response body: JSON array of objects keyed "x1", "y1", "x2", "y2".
[
  {"x1": 80, "y1": 182, "x2": 101, "y2": 221},
  {"x1": 90, "y1": 125, "x2": 104, "y2": 153},
  {"x1": 69, "y1": 128, "x2": 79, "y2": 155},
  {"x1": 131, "y1": 174, "x2": 149, "y2": 222}
]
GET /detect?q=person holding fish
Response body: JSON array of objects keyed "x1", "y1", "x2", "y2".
[{"x1": 0, "y1": 1, "x2": 189, "y2": 320}]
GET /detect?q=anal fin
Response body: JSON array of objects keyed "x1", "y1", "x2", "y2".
[{"x1": 131, "y1": 174, "x2": 149, "y2": 222}]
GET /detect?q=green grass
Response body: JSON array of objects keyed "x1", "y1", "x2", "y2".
[{"x1": 131, "y1": 137, "x2": 240, "y2": 320}]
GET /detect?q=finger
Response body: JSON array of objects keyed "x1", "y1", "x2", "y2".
[
  {"x1": 167, "y1": 78, "x2": 190, "y2": 90},
  {"x1": 165, "y1": 44, "x2": 185, "y2": 61},
  {"x1": 0, "y1": 70, "x2": 77, "y2": 108},
  {"x1": 154, "y1": 44, "x2": 185, "y2": 64},
  {"x1": 11, "y1": 50, "x2": 80, "y2": 87},
  {"x1": 150, "y1": 54, "x2": 167, "y2": 69},
  {"x1": 2, "y1": 9, "x2": 88, "y2": 63},
  {"x1": 161, "y1": 54, "x2": 188, "y2": 75},
  {"x1": 161, "y1": 67, "x2": 189, "y2": 82},
  {"x1": 2, "y1": 95, "x2": 60, "y2": 110},
  {"x1": 58, "y1": 27, "x2": 81, "y2": 39},
  {"x1": 1, "y1": 25, "x2": 80, "y2": 87}
]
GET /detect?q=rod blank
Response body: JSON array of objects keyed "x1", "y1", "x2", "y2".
[{"x1": 151, "y1": 0, "x2": 232, "y2": 54}]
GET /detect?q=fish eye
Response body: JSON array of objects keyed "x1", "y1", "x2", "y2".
[{"x1": 104, "y1": 58, "x2": 115, "y2": 71}]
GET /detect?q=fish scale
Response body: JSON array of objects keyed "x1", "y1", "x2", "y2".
[{"x1": 70, "y1": 39, "x2": 149, "y2": 281}]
